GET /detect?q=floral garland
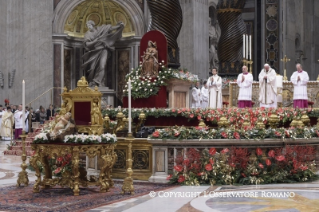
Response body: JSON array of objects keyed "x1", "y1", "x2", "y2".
[
  {"x1": 221, "y1": 77, "x2": 237, "y2": 89},
  {"x1": 168, "y1": 146, "x2": 318, "y2": 185},
  {"x1": 103, "y1": 107, "x2": 315, "y2": 128},
  {"x1": 32, "y1": 133, "x2": 117, "y2": 144},
  {"x1": 150, "y1": 126, "x2": 318, "y2": 140},
  {"x1": 123, "y1": 65, "x2": 198, "y2": 99}
]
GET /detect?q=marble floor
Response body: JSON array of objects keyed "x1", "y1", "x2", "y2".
[{"x1": 2, "y1": 139, "x2": 319, "y2": 212}]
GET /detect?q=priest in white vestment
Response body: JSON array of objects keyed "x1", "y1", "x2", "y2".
[
  {"x1": 258, "y1": 64, "x2": 277, "y2": 108},
  {"x1": 237, "y1": 66, "x2": 253, "y2": 108},
  {"x1": 14, "y1": 104, "x2": 23, "y2": 139},
  {"x1": 191, "y1": 81, "x2": 202, "y2": 108},
  {"x1": 291, "y1": 63, "x2": 309, "y2": 108},
  {"x1": 206, "y1": 68, "x2": 223, "y2": 109},
  {"x1": 201, "y1": 81, "x2": 209, "y2": 109},
  {"x1": 0, "y1": 107, "x2": 14, "y2": 140}
]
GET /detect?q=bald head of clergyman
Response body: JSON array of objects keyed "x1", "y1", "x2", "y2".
[
  {"x1": 242, "y1": 66, "x2": 248, "y2": 74},
  {"x1": 264, "y1": 64, "x2": 270, "y2": 72},
  {"x1": 296, "y1": 63, "x2": 302, "y2": 71}
]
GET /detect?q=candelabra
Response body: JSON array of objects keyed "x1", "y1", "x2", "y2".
[
  {"x1": 121, "y1": 133, "x2": 135, "y2": 195},
  {"x1": 246, "y1": 59, "x2": 253, "y2": 74},
  {"x1": 17, "y1": 131, "x2": 29, "y2": 187}
]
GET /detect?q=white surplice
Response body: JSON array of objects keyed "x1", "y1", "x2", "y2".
[
  {"x1": 191, "y1": 87, "x2": 202, "y2": 108},
  {"x1": 0, "y1": 110, "x2": 3, "y2": 133},
  {"x1": 14, "y1": 110, "x2": 23, "y2": 129},
  {"x1": 290, "y1": 70, "x2": 309, "y2": 100},
  {"x1": 237, "y1": 73, "x2": 253, "y2": 101},
  {"x1": 201, "y1": 86, "x2": 209, "y2": 109},
  {"x1": 258, "y1": 68, "x2": 277, "y2": 108},
  {"x1": 206, "y1": 75, "x2": 223, "y2": 109}
]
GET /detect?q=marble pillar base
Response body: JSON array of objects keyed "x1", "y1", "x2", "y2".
[
  {"x1": 97, "y1": 87, "x2": 116, "y2": 107},
  {"x1": 148, "y1": 174, "x2": 169, "y2": 184}
]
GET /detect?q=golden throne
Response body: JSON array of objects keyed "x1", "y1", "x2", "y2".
[{"x1": 60, "y1": 76, "x2": 103, "y2": 135}]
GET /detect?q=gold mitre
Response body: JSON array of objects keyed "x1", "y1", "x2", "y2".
[{"x1": 77, "y1": 76, "x2": 89, "y2": 87}]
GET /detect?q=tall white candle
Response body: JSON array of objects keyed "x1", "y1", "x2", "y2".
[
  {"x1": 22, "y1": 80, "x2": 25, "y2": 132},
  {"x1": 249, "y1": 35, "x2": 252, "y2": 60},
  {"x1": 243, "y1": 34, "x2": 245, "y2": 59},
  {"x1": 128, "y1": 78, "x2": 132, "y2": 134},
  {"x1": 246, "y1": 35, "x2": 249, "y2": 60}
]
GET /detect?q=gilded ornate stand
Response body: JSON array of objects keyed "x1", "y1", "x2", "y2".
[
  {"x1": 121, "y1": 133, "x2": 135, "y2": 194},
  {"x1": 16, "y1": 131, "x2": 29, "y2": 187},
  {"x1": 30, "y1": 143, "x2": 117, "y2": 196}
]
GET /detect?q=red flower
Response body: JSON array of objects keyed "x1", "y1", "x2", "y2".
[
  {"x1": 174, "y1": 165, "x2": 183, "y2": 172},
  {"x1": 205, "y1": 164, "x2": 213, "y2": 171},
  {"x1": 209, "y1": 158, "x2": 214, "y2": 165},
  {"x1": 54, "y1": 167, "x2": 62, "y2": 174},
  {"x1": 172, "y1": 109, "x2": 176, "y2": 113},
  {"x1": 209, "y1": 148, "x2": 217, "y2": 155},
  {"x1": 265, "y1": 159, "x2": 271, "y2": 166},
  {"x1": 57, "y1": 157, "x2": 63, "y2": 162},
  {"x1": 256, "y1": 148, "x2": 263, "y2": 156},
  {"x1": 174, "y1": 132, "x2": 180, "y2": 137},
  {"x1": 258, "y1": 163, "x2": 264, "y2": 169},
  {"x1": 268, "y1": 150, "x2": 275, "y2": 158},
  {"x1": 189, "y1": 114, "x2": 194, "y2": 118},
  {"x1": 182, "y1": 108, "x2": 186, "y2": 112},
  {"x1": 221, "y1": 148, "x2": 229, "y2": 154},
  {"x1": 300, "y1": 165, "x2": 308, "y2": 171},
  {"x1": 229, "y1": 162, "x2": 236, "y2": 168},
  {"x1": 234, "y1": 132, "x2": 240, "y2": 139},
  {"x1": 197, "y1": 115, "x2": 202, "y2": 120},
  {"x1": 178, "y1": 175, "x2": 185, "y2": 183},
  {"x1": 152, "y1": 131, "x2": 160, "y2": 138},
  {"x1": 221, "y1": 132, "x2": 228, "y2": 138},
  {"x1": 178, "y1": 110, "x2": 182, "y2": 114},
  {"x1": 166, "y1": 174, "x2": 173, "y2": 180},
  {"x1": 183, "y1": 159, "x2": 190, "y2": 166},
  {"x1": 275, "y1": 155, "x2": 285, "y2": 161},
  {"x1": 241, "y1": 173, "x2": 246, "y2": 178}
]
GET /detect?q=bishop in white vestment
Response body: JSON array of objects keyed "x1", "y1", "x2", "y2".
[
  {"x1": 258, "y1": 64, "x2": 277, "y2": 108},
  {"x1": 291, "y1": 63, "x2": 309, "y2": 108},
  {"x1": 201, "y1": 81, "x2": 209, "y2": 109},
  {"x1": 191, "y1": 82, "x2": 202, "y2": 108},
  {"x1": 237, "y1": 66, "x2": 253, "y2": 108},
  {"x1": 206, "y1": 69, "x2": 223, "y2": 109},
  {"x1": 0, "y1": 107, "x2": 14, "y2": 140}
]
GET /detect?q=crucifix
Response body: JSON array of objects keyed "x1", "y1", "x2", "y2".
[{"x1": 281, "y1": 55, "x2": 290, "y2": 81}]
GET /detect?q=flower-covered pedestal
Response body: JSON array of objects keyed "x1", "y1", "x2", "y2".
[
  {"x1": 30, "y1": 133, "x2": 117, "y2": 196},
  {"x1": 30, "y1": 141, "x2": 117, "y2": 196}
]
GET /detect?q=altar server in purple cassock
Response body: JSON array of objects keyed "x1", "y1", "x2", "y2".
[
  {"x1": 201, "y1": 81, "x2": 209, "y2": 109},
  {"x1": 237, "y1": 66, "x2": 253, "y2": 108},
  {"x1": 258, "y1": 64, "x2": 277, "y2": 108},
  {"x1": 291, "y1": 63, "x2": 309, "y2": 108},
  {"x1": 206, "y1": 68, "x2": 223, "y2": 109},
  {"x1": 191, "y1": 81, "x2": 202, "y2": 108}
]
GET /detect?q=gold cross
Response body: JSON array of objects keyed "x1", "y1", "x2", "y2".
[{"x1": 281, "y1": 55, "x2": 290, "y2": 81}]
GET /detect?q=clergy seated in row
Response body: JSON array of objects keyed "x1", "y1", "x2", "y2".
[
  {"x1": 258, "y1": 64, "x2": 277, "y2": 108},
  {"x1": 206, "y1": 68, "x2": 223, "y2": 109},
  {"x1": 237, "y1": 66, "x2": 253, "y2": 108},
  {"x1": 291, "y1": 63, "x2": 309, "y2": 109}
]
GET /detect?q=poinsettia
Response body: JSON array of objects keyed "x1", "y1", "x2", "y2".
[
  {"x1": 268, "y1": 150, "x2": 275, "y2": 158},
  {"x1": 256, "y1": 148, "x2": 263, "y2": 156},
  {"x1": 178, "y1": 175, "x2": 185, "y2": 183},
  {"x1": 209, "y1": 148, "x2": 217, "y2": 155},
  {"x1": 205, "y1": 164, "x2": 213, "y2": 171},
  {"x1": 275, "y1": 155, "x2": 285, "y2": 161},
  {"x1": 265, "y1": 159, "x2": 272, "y2": 166},
  {"x1": 174, "y1": 165, "x2": 183, "y2": 172}
]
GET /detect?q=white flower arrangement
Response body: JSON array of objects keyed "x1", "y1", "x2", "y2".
[
  {"x1": 64, "y1": 133, "x2": 117, "y2": 144},
  {"x1": 33, "y1": 133, "x2": 49, "y2": 143}
]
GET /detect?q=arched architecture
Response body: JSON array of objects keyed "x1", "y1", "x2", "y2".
[{"x1": 51, "y1": 0, "x2": 145, "y2": 107}]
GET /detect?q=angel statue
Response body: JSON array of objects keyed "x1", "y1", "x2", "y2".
[{"x1": 141, "y1": 41, "x2": 159, "y2": 77}]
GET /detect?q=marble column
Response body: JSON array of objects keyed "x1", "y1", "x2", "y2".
[
  {"x1": 177, "y1": 0, "x2": 210, "y2": 80},
  {"x1": 53, "y1": 43, "x2": 62, "y2": 107}
]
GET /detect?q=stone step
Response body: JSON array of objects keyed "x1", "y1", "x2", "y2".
[
  {"x1": 11, "y1": 146, "x2": 32, "y2": 151},
  {"x1": 3, "y1": 150, "x2": 33, "y2": 156},
  {"x1": 15, "y1": 141, "x2": 32, "y2": 146}
]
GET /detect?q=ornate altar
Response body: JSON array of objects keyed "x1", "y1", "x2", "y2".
[
  {"x1": 61, "y1": 76, "x2": 103, "y2": 135},
  {"x1": 229, "y1": 81, "x2": 319, "y2": 107},
  {"x1": 30, "y1": 143, "x2": 117, "y2": 196}
]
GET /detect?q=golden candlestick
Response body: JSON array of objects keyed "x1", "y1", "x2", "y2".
[
  {"x1": 242, "y1": 58, "x2": 247, "y2": 66},
  {"x1": 121, "y1": 133, "x2": 135, "y2": 194},
  {"x1": 246, "y1": 59, "x2": 253, "y2": 74},
  {"x1": 281, "y1": 55, "x2": 290, "y2": 81},
  {"x1": 17, "y1": 131, "x2": 29, "y2": 187}
]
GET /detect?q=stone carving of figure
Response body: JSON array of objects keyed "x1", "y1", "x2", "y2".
[
  {"x1": 82, "y1": 20, "x2": 124, "y2": 87},
  {"x1": 91, "y1": 102, "x2": 101, "y2": 125},
  {"x1": 141, "y1": 41, "x2": 159, "y2": 77},
  {"x1": 50, "y1": 112, "x2": 72, "y2": 138},
  {"x1": 209, "y1": 19, "x2": 221, "y2": 68}
]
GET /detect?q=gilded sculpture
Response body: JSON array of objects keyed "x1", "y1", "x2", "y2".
[
  {"x1": 141, "y1": 41, "x2": 159, "y2": 77},
  {"x1": 91, "y1": 103, "x2": 101, "y2": 125}
]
